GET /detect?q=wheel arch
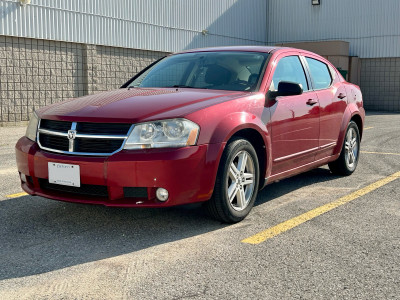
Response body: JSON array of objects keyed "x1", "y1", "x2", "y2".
[
  {"x1": 192, "y1": 108, "x2": 272, "y2": 195},
  {"x1": 333, "y1": 105, "x2": 364, "y2": 156},
  {"x1": 350, "y1": 113, "x2": 363, "y2": 140},
  {"x1": 226, "y1": 128, "x2": 267, "y2": 189}
]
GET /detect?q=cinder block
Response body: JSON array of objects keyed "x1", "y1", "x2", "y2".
[{"x1": 8, "y1": 113, "x2": 15, "y2": 122}]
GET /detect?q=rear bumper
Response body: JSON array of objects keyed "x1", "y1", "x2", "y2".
[{"x1": 15, "y1": 137, "x2": 223, "y2": 207}]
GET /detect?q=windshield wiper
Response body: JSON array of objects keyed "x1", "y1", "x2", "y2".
[
  {"x1": 169, "y1": 85, "x2": 196, "y2": 88},
  {"x1": 168, "y1": 85, "x2": 210, "y2": 90}
]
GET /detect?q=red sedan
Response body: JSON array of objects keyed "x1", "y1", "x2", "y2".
[{"x1": 15, "y1": 46, "x2": 364, "y2": 223}]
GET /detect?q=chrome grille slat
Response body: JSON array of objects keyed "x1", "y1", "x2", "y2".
[
  {"x1": 38, "y1": 129, "x2": 126, "y2": 139},
  {"x1": 74, "y1": 133, "x2": 127, "y2": 139},
  {"x1": 38, "y1": 128, "x2": 68, "y2": 137},
  {"x1": 37, "y1": 119, "x2": 133, "y2": 156}
]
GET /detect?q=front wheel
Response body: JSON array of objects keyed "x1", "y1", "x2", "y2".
[
  {"x1": 205, "y1": 138, "x2": 260, "y2": 223},
  {"x1": 329, "y1": 121, "x2": 360, "y2": 176}
]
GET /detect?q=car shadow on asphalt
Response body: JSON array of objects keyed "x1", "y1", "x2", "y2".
[
  {"x1": 255, "y1": 167, "x2": 340, "y2": 206},
  {"x1": 0, "y1": 167, "x2": 338, "y2": 280},
  {"x1": 0, "y1": 197, "x2": 224, "y2": 280}
]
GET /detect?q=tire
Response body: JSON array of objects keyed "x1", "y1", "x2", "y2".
[
  {"x1": 328, "y1": 121, "x2": 360, "y2": 176},
  {"x1": 205, "y1": 138, "x2": 260, "y2": 223}
]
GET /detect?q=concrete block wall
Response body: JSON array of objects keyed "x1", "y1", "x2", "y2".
[
  {"x1": 360, "y1": 58, "x2": 400, "y2": 112},
  {"x1": 85, "y1": 44, "x2": 166, "y2": 94},
  {"x1": 0, "y1": 36, "x2": 167, "y2": 126}
]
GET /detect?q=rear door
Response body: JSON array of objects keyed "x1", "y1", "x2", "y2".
[
  {"x1": 267, "y1": 54, "x2": 320, "y2": 176},
  {"x1": 302, "y1": 55, "x2": 348, "y2": 160}
]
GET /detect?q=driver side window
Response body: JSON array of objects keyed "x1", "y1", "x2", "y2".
[{"x1": 270, "y1": 56, "x2": 309, "y2": 92}]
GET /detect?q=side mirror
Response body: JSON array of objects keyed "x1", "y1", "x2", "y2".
[{"x1": 268, "y1": 81, "x2": 303, "y2": 100}]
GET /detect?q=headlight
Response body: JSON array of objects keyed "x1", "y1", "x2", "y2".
[
  {"x1": 25, "y1": 111, "x2": 39, "y2": 141},
  {"x1": 124, "y1": 118, "x2": 200, "y2": 149}
]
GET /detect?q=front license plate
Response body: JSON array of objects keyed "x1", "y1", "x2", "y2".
[{"x1": 48, "y1": 162, "x2": 80, "y2": 187}]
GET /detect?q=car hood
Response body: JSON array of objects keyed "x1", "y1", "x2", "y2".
[{"x1": 37, "y1": 88, "x2": 248, "y2": 123}]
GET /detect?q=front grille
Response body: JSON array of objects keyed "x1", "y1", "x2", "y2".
[
  {"x1": 39, "y1": 134, "x2": 69, "y2": 151},
  {"x1": 37, "y1": 119, "x2": 132, "y2": 156},
  {"x1": 77, "y1": 122, "x2": 132, "y2": 135},
  {"x1": 40, "y1": 119, "x2": 72, "y2": 132},
  {"x1": 39, "y1": 179, "x2": 108, "y2": 198},
  {"x1": 75, "y1": 138, "x2": 123, "y2": 153}
]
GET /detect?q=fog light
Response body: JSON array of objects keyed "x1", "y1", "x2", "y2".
[
  {"x1": 20, "y1": 173, "x2": 27, "y2": 183},
  {"x1": 156, "y1": 188, "x2": 169, "y2": 201}
]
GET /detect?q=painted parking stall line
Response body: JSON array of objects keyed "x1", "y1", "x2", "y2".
[
  {"x1": 242, "y1": 171, "x2": 400, "y2": 245},
  {"x1": 361, "y1": 151, "x2": 400, "y2": 156},
  {"x1": 6, "y1": 192, "x2": 28, "y2": 198}
]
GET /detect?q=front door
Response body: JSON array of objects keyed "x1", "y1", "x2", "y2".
[{"x1": 267, "y1": 55, "x2": 320, "y2": 175}]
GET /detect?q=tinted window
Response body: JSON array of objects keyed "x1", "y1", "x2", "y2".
[
  {"x1": 139, "y1": 61, "x2": 191, "y2": 88},
  {"x1": 305, "y1": 57, "x2": 332, "y2": 90},
  {"x1": 130, "y1": 51, "x2": 269, "y2": 92},
  {"x1": 270, "y1": 56, "x2": 308, "y2": 92}
]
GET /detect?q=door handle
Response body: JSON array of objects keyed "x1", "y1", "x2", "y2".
[
  {"x1": 338, "y1": 93, "x2": 346, "y2": 99},
  {"x1": 306, "y1": 99, "x2": 318, "y2": 106}
]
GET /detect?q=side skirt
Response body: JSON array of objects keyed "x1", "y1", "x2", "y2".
[{"x1": 261, "y1": 153, "x2": 340, "y2": 189}]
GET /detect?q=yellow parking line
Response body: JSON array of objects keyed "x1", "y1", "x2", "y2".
[
  {"x1": 364, "y1": 127, "x2": 373, "y2": 130},
  {"x1": 6, "y1": 192, "x2": 28, "y2": 198},
  {"x1": 361, "y1": 151, "x2": 400, "y2": 156},
  {"x1": 241, "y1": 171, "x2": 400, "y2": 245}
]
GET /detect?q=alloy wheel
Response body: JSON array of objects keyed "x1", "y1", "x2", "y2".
[
  {"x1": 226, "y1": 150, "x2": 255, "y2": 211},
  {"x1": 344, "y1": 127, "x2": 359, "y2": 170}
]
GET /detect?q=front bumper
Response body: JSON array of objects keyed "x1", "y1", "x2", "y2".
[{"x1": 15, "y1": 137, "x2": 223, "y2": 207}]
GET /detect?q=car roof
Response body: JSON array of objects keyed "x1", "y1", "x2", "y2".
[
  {"x1": 175, "y1": 46, "x2": 330, "y2": 64},
  {"x1": 176, "y1": 46, "x2": 283, "y2": 54}
]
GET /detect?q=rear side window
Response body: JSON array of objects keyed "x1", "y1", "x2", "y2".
[
  {"x1": 305, "y1": 57, "x2": 332, "y2": 90},
  {"x1": 270, "y1": 56, "x2": 308, "y2": 92}
]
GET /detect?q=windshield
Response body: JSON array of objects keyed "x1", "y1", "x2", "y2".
[{"x1": 129, "y1": 51, "x2": 269, "y2": 92}]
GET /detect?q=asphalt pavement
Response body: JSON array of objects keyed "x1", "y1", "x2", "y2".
[{"x1": 0, "y1": 113, "x2": 399, "y2": 299}]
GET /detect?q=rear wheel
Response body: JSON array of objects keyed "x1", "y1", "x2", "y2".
[
  {"x1": 329, "y1": 121, "x2": 360, "y2": 176},
  {"x1": 205, "y1": 138, "x2": 260, "y2": 223}
]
